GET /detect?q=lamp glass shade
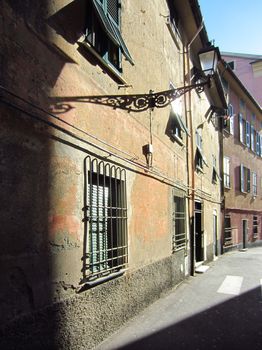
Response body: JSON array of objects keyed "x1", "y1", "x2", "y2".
[{"x1": 198, "y1": 47, "x2": 218, "y2": 76}]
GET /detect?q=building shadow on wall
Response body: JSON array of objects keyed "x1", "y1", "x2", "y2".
[
  {"x1": 114, "y1": 286, "x2": 262, "y2": 350},
  {"x1": 0, "y1": 1, "x2": 83, "y2": 349}
]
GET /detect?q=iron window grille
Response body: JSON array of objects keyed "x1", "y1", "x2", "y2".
[
  {"x1": 253, "y1": 216, "x2": 258, "y2": 239},
  {"x1": 85, "y1": 0, "x2": 133, "y2": 72},
  {"x1": 172, "y1": 194, "x2": 187, "y2": 251},
  {"x1": 83, "y1": 156, "x2": 128, "y2": 280},
  {"x1": 224, "y1": 215, "x2": 233, "y2": 246}
]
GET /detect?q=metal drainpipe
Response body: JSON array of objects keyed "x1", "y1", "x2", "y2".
[{"x1": 183, "y1": 23, "x2": 204, "y2": 276}]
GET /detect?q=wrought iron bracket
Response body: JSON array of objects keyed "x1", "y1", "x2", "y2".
[{"x1": 54, "y1": 78, "x2": 210, "y2": 113}]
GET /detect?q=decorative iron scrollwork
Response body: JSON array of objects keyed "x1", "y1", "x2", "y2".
[{"x1": 76, "y1": 80, "x2": 208, "y2": 113}]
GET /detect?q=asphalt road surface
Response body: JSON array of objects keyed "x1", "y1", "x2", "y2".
[{"x1": 95, "y1": 247, "x2": 262, "y2": 350}]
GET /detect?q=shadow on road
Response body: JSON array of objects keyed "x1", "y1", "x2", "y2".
[{"x1": 116, "y1": 286, "x2": 262, "y2": 350}]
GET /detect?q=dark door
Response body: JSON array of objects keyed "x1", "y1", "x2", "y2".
[
  {"x1": 213, "y1": 214, "x2": 218, "y2": 256},
  {"x1": 243, "y1": 219, "x2": 248, "y2": 249},
  {"x1": 195, "y1": 201, "x2": 203, "y2": 262}
]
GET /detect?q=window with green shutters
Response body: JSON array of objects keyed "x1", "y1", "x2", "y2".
[
  {"x1": 85, "y1": 0, "x2": 133, "y2": 72},
  {"x1": 83, "y1": 156, "x2": 128, "y2": 280}
]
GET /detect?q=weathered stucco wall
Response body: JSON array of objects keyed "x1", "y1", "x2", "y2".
[{"x1": 0, "y1": 0, "x2": 190, "y2": 347}]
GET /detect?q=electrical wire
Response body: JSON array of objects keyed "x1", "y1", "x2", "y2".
[
  {"x1": 0, "y1": 85, "x2": 138, "y2": 162},
  {"x1": 0, "y1": 86, "x2": 188, "y2": 191},
  {"x1": 0, "y1": 85, "x2": 222, "y2": 204}
]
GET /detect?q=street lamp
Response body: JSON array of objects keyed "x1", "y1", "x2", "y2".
[{"x1": 198, "y1": 45, "x2": 220, "y2": 77}]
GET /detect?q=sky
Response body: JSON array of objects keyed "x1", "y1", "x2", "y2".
[{"x1": 198, "y1": 0, "x2": 262, "y2": 56}]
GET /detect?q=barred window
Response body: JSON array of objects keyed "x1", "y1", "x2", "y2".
[
  {"x1": 253, "y1": 216, "x2": 258, "y2": 239},
  {"x1": 172, "y1": 194, "x2": 186, "y2": 251},
  {"x1": 83, "y1": 156, "x2": 128, "y2": 281},
  {"x1": 224, "y1": 215, "x2": 233, "y2": 246}
]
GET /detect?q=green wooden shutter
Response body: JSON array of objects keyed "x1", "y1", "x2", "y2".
[{"x1": 89, "y1": 184, "x2": 109, "y2": 272}]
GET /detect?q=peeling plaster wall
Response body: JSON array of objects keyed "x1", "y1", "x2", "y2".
[{"x1": 0, "y1": 0, "x2": 216, "y2": 348}]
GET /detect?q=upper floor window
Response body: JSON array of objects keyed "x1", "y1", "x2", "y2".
[
  {"x1": 223, "y1": 156, "x2": 230, "y2": 188},
  {"x1": 250, "y1": 125, "x2": 255, "y2": 151},
  {"x1": 240, "y1": 164, "x2": 250, "y2": 193},
  {"x1": 212, "y1": 155, "x2": 221, "y2": 184},
  {"x1": 239, "y1": 113, "x2": 245, "y2": 144},
  {"x1": 86, "y1": 0, "x2": 133, "y2": 73},
  {"x1": 256, "y1": 131, "x2": 260, "y2": 156},
  {"x1": 246, "y1": 121, "x2": 250, "y2": 147},
  {"x1": 166, "y1": 0, "x2": 181, "y2": 48},
  {"x1": 224, "y1": 103, "x2": 234, "y2": 134},
  {"x1": 252, "y1": 172, "x2": 257, "y2": 196},
  {"x1": 239, "y1": 99, "x2": 246, "y2": 112},
  {"x1": 227, "y1": 61, "x2": 235, "y2": 70},
  {"x1": 195, "y1": 128, "x2": 207, "y2": 171},
  {"x1": 167, "y1": 84, "x2": 189, "y2": 144}
]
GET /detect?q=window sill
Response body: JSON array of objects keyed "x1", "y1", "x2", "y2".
[
  {"x1": 78, "y1": 269, "x2": 127, "y2": 291},
  {"x1": 79, "y1": 40, "x2": 128, "y2": 85},
  {"x1": 224, "y1": 185, "x2": 231, "y2": 190}
]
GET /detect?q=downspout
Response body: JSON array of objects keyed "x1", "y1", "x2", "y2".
[{"x1": 183, "y1": 22, "x2": 204, "y2": 276}]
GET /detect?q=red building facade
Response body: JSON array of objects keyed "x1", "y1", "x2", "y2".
[{"x1": 220, "y1": 61, "x2": 262, "y2": 250}]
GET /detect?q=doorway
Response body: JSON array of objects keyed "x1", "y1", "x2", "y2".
[
  {"x1": 242, "y1": 219, "x2": 248, "y2": 249},
  {"x1": 195, "y1": 201, "x2": 204, "y2": 262},
  {"x1": 213, "y1": 212, "x2": 218, "y2": 257}
]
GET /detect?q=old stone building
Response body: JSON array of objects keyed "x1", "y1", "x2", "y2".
[{"x1": 0, "y1": 0, "x2": 226, "y2": 348}]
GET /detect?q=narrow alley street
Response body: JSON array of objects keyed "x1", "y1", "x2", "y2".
[{"x1": 95, "y1": 247, "x2": 262, "y2": 350}]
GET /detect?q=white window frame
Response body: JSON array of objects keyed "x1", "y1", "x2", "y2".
[
  {"x1": 239, "y1": 113, "x2": 244, "y2": 143},
  {"x1": 240, "y1": 164, "x2": 251, "y2": 193},
  {"x1": 229, "y1": 104, "x2": 234, "y2": 135},
  {"x1": 246, "y1": 121, "x2": 250, "y2": 148},
  {"x1": 223, "y1": 156, "x2": 230, "y2": 188},
  {"x1": 251, "y1": 125, "x2": 255, "y2": 151}
]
